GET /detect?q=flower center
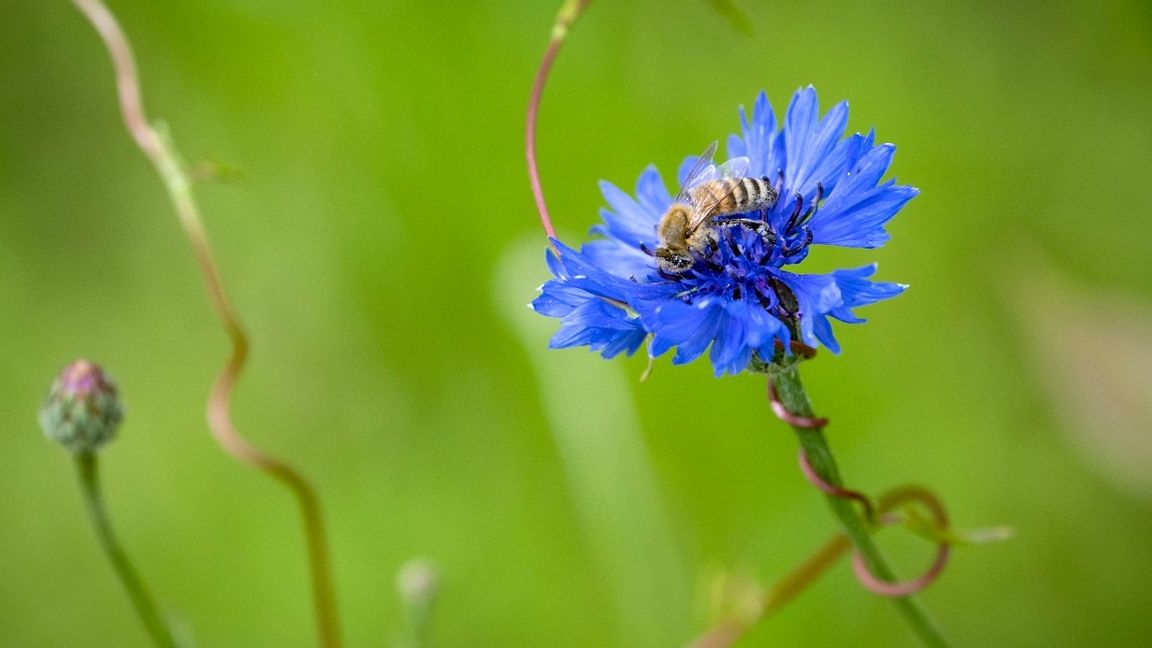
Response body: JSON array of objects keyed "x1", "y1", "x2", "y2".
[{"x1": 667, "y1": 184, "x2": 823, "y2": 323}]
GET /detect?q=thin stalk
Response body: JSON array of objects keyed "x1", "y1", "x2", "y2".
[
  {"x1": 769, "y1": 362, "x2": 951, "y2": 648},
  {"x1": 71, "y1": 2, "x2": 340, "y2": 645},
  {"x1": 526, "y1": 0, "x2": 592, "y2": 250},
  {"x1": 688, "y1": 533, "x2": 851, "y2": 648},
  {"x1": 75, "y1": 452, "x2": 175, "y2": 648}
]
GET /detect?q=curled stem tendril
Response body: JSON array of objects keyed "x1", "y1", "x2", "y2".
[
  {"x1": 757, "y1": 364, "x2": 951, "y2": 646},
  {"x1": 796, "y1": 447, "x2": 875, "y2": 524},
  {"x1": 71, "y1": 2, "x2": 341, "y2": 645},
  {"x1": 852, "y1": 486, "x2": 952, "y2": 597},
  {"x1": 772, "y1": 383, "x2": 951, "y2": 598}
]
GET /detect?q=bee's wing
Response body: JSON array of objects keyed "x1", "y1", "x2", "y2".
[
  {"x1": 698, "y1": 154, "x2": 753, "y2": 213},
  {"x1": 673, "y1": 141, "x2": 719, "y2": 203},
  {"x1": 685, "y1": 175, "x2": 754, "y2": 235},
  {"x1": 715, "y1": 155, "x2": 750, "y2": 179},
  {"x1": 684, "y1": 208, "x2": 718, "y2": 235}
]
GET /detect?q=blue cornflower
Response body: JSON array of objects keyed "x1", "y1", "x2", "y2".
[{"x1": 532, "y1": 87, "x2": 915, "y2": 376}]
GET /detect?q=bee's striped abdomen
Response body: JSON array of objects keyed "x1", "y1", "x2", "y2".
[{"x1": 691, "y1": 176, "x2": 778, "y2": 217}]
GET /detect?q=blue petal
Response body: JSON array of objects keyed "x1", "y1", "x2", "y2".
[
  {"x1": 532, "y1": 281, "x2": 587, "y2": 316},
  {"x1": 581, "y1": 239, "x2": 654, "y2": 279},
  {"x1": 802, "y1": 130, "x2": 869, "y2": 198},
  {"x1": 547, "y1": 240, "x2": 654, "y2": 304},
  {"x1": 781, "y1": 88, "x2": 818, "y2": 184},
  {"x1": 726, "y1": 133, "x2": 747, "y2": 160},
  {"x1": 770, "y1": 266, "x2": 907, "y2": 353},
  {"x1": 833, "y1": 265, "x2": 907, "y2": 310},
  {"x1": 545, "y1": 245, "x2": 566, "y2": 279},
  {"x1": 534, "y1": 88, "x2": 914, "y2": 373},
  {"x1": 774, "y1": 271, "x2": 842, "y2": 350},
  {"x1": 597, "y1": 179, "x2": 661, "y2": 246},
  {"x1": 640, "y1": 299, "x2": 721, "y2": 364},
  {"x1": 786, "y1": 94, "x2": 850, "y2": 196},
  {"x1": 549, "y1": 298, "x2": 647, "y2": 358},
  {"x1": 708, "y1": 301, "x2": 761, "y2": 376},
  {"x1": 809, "y1": 144, "x2": 917, "y2": 248},
  {"x1": 741, "y1": 91, "x2": 779, "y2": 177},
  {"x1": 635, "y1": 165, "x2": 672, "y2": 216},
  {"x1": 809, "y1": 311, "x2": 840, "y2": 353},
  {"x1": 676, "y1": 155, "x2": 701, "y2": 187},
  {"x1": 671, "y1": 307, "x2": 723, "y2": 364}
]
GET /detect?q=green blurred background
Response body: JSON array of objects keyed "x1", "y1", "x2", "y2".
[{"x1": 3, "y1": 1, "x2": 1152, "y2": 646}]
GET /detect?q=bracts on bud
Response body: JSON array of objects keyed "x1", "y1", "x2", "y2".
[{"x1": 39, "y1": 359, "x2": 124, "y2": 454}]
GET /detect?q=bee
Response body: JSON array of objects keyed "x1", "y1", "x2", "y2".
[{"x1": 654, "y1": 141, "x2": 779, "y2": 274}]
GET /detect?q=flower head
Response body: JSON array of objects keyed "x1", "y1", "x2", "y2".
[
  {"x1": 533, "y1": 87, "x2": 914, "y2": 376},
  {"x1": 39, "y1": 359, "x2": 124, "y2": 453}
]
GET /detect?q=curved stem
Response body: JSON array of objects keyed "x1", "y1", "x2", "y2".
[
  {"x1": 798, "y1": 453, "x2": 951, "y2": 597},
  {"x1": 75, "y1": 453, "x2": 175, "y2": 648},
  {"x1": 768, "y1": 363, "x2": 950, "y2": 647},
  {"x1": 795, "y1": 445, "x2": 875, "y2": 523},
  {"x1": 526, "y1": 0, "x2": 592, "y2": 250},
  {"x1": 71, "y1": 2, "x2": 340, "y2": 645}
]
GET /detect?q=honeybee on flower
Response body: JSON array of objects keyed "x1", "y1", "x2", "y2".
[{"x1": 534, "y1": 87, "x2": 916, "y2": 376}]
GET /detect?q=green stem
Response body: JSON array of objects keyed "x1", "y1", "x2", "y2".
[
  {"x1": 74, "y1": 453, "x2": 175, "y2": 648},
  {"x1": 768, "y1": 363, "x2": 951, "y2": 648}
]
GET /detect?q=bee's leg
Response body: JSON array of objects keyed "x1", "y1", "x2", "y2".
[
  {"x1": 716, "y1": 216, "x2": 778, "y2": 250},
  {"x1": 762, "y1": 178, "x2": 780, "y2": 209},
  {"x1": 715, "y1": 216, "x2": 764, "y2": 229},
  {"x1": 761, "y1": 223, "x2": 778, "y2": 248},
  {"x1": 702, "y1": 228, "x2": 721, "y2": 257}
]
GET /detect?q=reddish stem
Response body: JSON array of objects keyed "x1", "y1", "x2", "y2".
[
  {"x1": 851, "y1": 541, "x2": 950, "y2": 597},
  {"x1": 798, "y1": 449, "x2": 950, "y2": 596},
  {"x1": 72, "y1": 2, "x2": 341, "y2": 644},
  {"x1": 857, "y1": 486, "x2": 952, "y2": 596},
  {"x1": 770, "y1": 375, "x2": 950, "y2": 598},
  {"x1": 526, "y1": 1, "x2": 591, "y2": 251},
  {"x1": 797, "y1": 448, "x2": 875, "y2": 524},
  {"x1": 767, "y1": 380, "x2": 827, "y2": 429},
  {"x1": 526, "y1": 39, "x2": 561, "y2": 240}
]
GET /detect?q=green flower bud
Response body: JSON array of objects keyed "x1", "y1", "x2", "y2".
[
  {"x1": 39, "y1": 359, "x2": 123, "y2": 453},
  {"x1": 398, "y1": 557, "x2": 440, "y2": 643},
  {"x1": 397, "y1": 558, "x2": 440, "y2": 608}
]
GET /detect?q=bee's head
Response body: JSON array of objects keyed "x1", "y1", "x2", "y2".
[{"x1": 657, "y1": 204, "x2": 694, "y2": 244}]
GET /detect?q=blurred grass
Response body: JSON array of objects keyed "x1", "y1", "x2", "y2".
[{"x1": 2, "y1": 0, "x2": 1151, "y2": 646}]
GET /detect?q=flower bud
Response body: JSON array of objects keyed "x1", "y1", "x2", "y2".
[
  {"x1": 38, "y1": 359, "x2": 123, "y2": 453},
  {"x1": 397, "y1": 558, "x2": 440, "y2": 609}
]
